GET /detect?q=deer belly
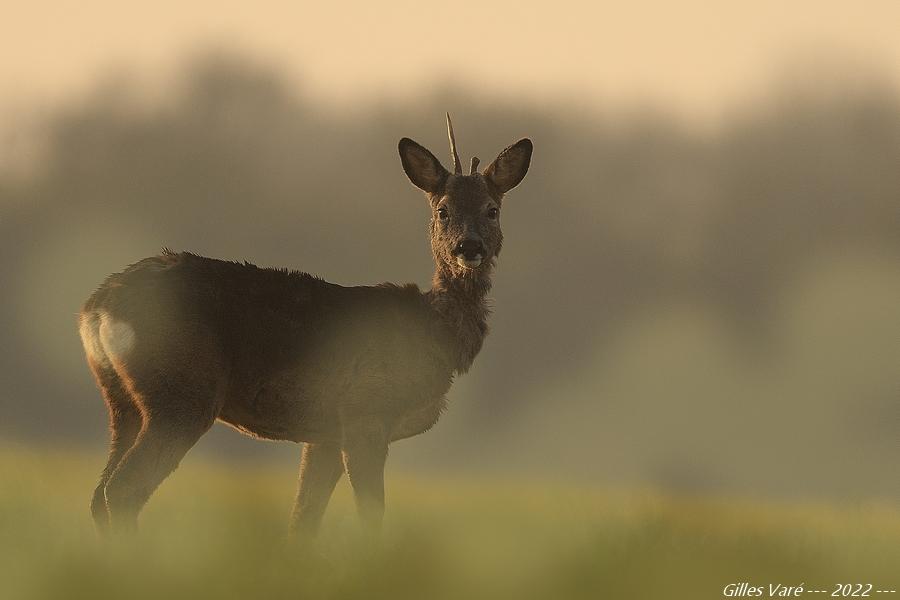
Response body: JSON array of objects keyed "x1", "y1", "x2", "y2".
[
  {"x1": 218, "y1": 378, "x2": 340, "y2": 443},
  {"x1": 391, "y1": 395, "x2": 448, "y2": 441}
]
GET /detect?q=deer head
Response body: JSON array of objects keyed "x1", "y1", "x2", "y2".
[{"x1": 399, "y1": 114, "x2": 532, "y2": 279}]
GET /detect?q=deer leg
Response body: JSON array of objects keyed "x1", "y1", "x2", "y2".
[
  {"x1": 103, "y1": 387, "x2": 218, "y2": 533},
  {"x1": 341, "y1": 422, "x2": 389, "y2": 535},
  {"x1": 90, "y1": 366, "x2": 143, "y2": 534},
  {"x1": 289, "y1": 442, "x2": 344, "y2": 538}
]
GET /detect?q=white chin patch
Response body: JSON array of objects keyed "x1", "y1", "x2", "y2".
[{"x1": 456, "y1": 255, "x2": 483, "y2": 269}]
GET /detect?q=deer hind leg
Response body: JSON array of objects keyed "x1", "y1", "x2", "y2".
[
  {"x1": 103, "y1": 376, "x2": 221, "y2": 533},
  {"x1": 289, "y1": 442, "x2": 344, "y2": 538},
  {"x1": 90, "y1": 364, "x2": 143, "y2": 534}
]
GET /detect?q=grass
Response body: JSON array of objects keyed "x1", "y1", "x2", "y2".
[{"x1": 0, "y1": 443, "x2": 897, "y2": 600}]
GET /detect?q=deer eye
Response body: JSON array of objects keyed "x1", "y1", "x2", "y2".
[
  {"x1": 437, "y1": 207, "x2": 449, "y2": 221},
  {"x1": 487, "y1": 207, "x2": 499, "y2": 220}
]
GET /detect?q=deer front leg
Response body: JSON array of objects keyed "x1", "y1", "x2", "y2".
[
  {"x1": 289, "y1": 442, "x2": 344, "y2": 538},
  {"x1": 341, "y1": 421, "x2": 389, "y2": 535}
]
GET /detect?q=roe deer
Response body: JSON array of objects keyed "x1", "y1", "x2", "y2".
[{"x1": 79, "y1": 115, "x2": 532, "y2": 536}]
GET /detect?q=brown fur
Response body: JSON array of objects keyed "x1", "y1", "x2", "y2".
[{"x1": 79, "y1": 121, "x2": 532, "y2": 536}]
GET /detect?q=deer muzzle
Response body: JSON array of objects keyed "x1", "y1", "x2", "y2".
[{"x1": 454, "y1": 239, "x2": 485, "y2": 268}]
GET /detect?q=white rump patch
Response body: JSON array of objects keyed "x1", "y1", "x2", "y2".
[
  {"x1": 98, "y1": 313, "x2": 136, "y2": 363},
  {"x1": 79, "y1": 314, "x2": 109, "y2": 367}
]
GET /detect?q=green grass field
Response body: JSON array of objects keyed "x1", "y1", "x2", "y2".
[{"x1": 1, "y1": 443, "x2": 897, "y2": 600}]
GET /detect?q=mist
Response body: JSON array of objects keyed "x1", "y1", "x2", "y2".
[{"x1": 1, "y1": 50, "x2": 898, "y2": 503}]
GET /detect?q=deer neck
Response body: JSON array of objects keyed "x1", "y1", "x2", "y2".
[{"x1": 428, "y1": 262, "x2": 492, "y2": 374}]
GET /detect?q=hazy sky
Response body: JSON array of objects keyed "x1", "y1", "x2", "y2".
[{"x1": 3, "y1": 0, "x2": 900, "y2": 120}]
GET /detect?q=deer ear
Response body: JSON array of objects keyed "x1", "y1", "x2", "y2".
[
  {"x1": 484, "y1": 138, "x2": 532, "y2": 195},
  {"x1": 399, "y1": 138, "x2": 449, "y2": 194}
]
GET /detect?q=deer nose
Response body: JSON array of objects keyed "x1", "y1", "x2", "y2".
[{"x1": 455, "y1": 239, "x2": 484, "y2": 260}]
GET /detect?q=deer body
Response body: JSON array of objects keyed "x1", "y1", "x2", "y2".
[
  {"x1": 84, "y1": 253, "x2": 459, "y2": 444},
  {"x1": 79, "y1": 116, "x2": 532, "y2": 536}
]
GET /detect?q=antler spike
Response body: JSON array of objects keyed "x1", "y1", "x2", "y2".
[
  {"x1": 470, "y1": 156, "x2": 480, "y2": 174},
  {"x1": 446, "y1": 112, "x2": 462, "y2": 175}
]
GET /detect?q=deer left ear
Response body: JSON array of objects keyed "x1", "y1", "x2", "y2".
[
  {"x1": 484, "y1": 138, "x2": 532, "y2": 195},
  {"x1": 399, "y1": 138, "x2": 449, "y2": 194}
]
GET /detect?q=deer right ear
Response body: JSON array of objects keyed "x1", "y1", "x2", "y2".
[
  {"x1": 399, "y1": 138, "x2": 449, "y2": 194},
  {"x1": 484, "y1": 138, "x2": 533, "y2": 195}
]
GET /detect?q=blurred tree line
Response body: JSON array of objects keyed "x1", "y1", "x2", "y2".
[{"x1": 0, "y1": 52, "x2": 897, "y2": 499}]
